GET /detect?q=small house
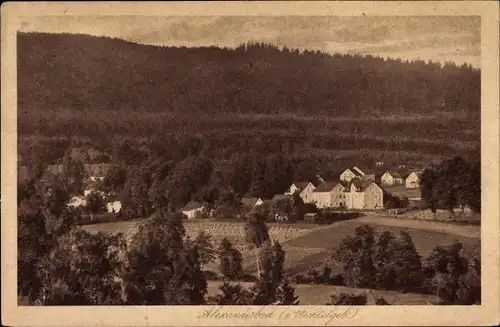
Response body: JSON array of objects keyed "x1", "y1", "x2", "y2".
[
  {"x1": 381, "y1": 171, "x2": 404, "y2": 186},
  {"x1": 180, "y1": 201, "x2": 205, "y2": 219},
  {"x1": 405, "y1": 171, "x2": 422, "y2": 189},
  {"x1": 106, "y1": 200, "x2": 122, "y2": 213},
  {"x1": 340, "y1": 167, "x2": 364, "y2": 182}
]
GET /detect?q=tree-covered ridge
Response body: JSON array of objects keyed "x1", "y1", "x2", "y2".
[{"x1": 18, "y1": 32, "x2": 480, "y2": 118}]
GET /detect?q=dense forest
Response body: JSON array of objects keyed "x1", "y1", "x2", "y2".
[
  {"x1": 18, "y1": 32, "x2": 481, "y2": 199},
  {"x1": 18, "y1": 32, "x2": 480, "y2": 117}
]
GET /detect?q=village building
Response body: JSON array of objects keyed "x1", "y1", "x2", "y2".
[
  {"x1": 240, "y1": 197, "x2": 264, "y2": 208},
  {"x1": 405, "y1": 171, "x2": 423, "y2": 189},
  {"x1": 380, "y1": 171, "x2": 405, "y2": 186},
  {"x1": 340, "y1": 166, "x2": 375, "y2": 182},
  {"x1": 180, "y1": 201, "x2": 205, "y2": 219},
  {"x1": 311, "y1": 178, "x2": 383, "y2": 210},
  {"x1": 344, "y1": 179, "x2": 384, "y2": 210},
  {"x1": 311, "y1": 181, "x2": 346, "y2": 209},
  {"x1": 285, "y1": 181, "x2": 316, "y2": 203}
]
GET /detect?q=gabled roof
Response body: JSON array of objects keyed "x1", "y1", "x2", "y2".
[
  {"x1": 344, "y1": 167, "x2": 364, "y2": 177},
  {"x1": 347, "y1": 179, "x2": 375, "y2": 192},
  {"x1": 406, "y1": 170, "x2": 423, "y2": 178},
  {"x1": 313, "y1": 181, "x2": 343, "y2": 193},
  {"x1": 356, "y1": 166, "x2": 374, "y2": 175},
  {"x1": 351, "y1": 167, "x2": 365, "y2": 176},
  {"x1": 181, "y1": 201, "x2": 204, "y2": 211},
  {"x1": 241, "y1": 197, "x2": 262, "y2": 207},
  {"x1": 384, "y1": 170, "x2": 403, "y2": 178},
  {"x1": 292, "y1": 181, "x2": 312, "y2": 190}
]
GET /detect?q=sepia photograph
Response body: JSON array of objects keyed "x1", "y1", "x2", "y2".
[{"x1": 2, "y1": 1, "x2": 499, "y2": 327}]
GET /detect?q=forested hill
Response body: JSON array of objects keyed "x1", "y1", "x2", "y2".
[{"x1": 18, "y1": 32, "x2": 480, "y2": 117}]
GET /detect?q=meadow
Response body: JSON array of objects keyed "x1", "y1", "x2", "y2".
[{"x1": 82, "y1": 214, "x2": 480, "y2": 278}]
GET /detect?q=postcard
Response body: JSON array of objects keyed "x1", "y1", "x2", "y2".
[{"x1": 2, "y1": 1, "x2": 499, "y2": 326}]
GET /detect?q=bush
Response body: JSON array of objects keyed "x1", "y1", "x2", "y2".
[
  {"x1": 293, "y1": 273, "x2": 308, "y2": 284},
  {"x1": 329, "y1": 273, "x2": 345, "y2": 286},
  {"x1": 239, "y1": 274, "x2": 259, "y2": 283},
  {"x1": 327, "y1": 293, "x2": 367, "y2": 305},
  {"x1": 77, "y1": 212, "x2": 120, "y2": 225},
  {"x1": 218, "y1": 238, "x2": 243, "y2": 280},
  {"x1": 321, "y1": 266, "x2": 332, "y2": 283}
]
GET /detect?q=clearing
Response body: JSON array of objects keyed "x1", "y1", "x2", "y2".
[{"x1": 82, "y1": 214, "x2": 480, "y2": 277}]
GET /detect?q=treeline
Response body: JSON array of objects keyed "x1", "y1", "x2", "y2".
[
  {"x1": 18, "y1": 32, "x2": 480, "y2": 118},
  {"x1": 19, "y1": 138, "x2": 480, "y2": 220},
  {"x1": 331, "y1": 225, "x2": 480, "y2": 304},
  {"x1": 292, "y1": 225, "x2": 480, "y2": 305}
]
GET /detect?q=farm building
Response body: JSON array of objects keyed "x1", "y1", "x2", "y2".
[{"x1": 180, "y1": 201, "x2": 205, "y2": 219}]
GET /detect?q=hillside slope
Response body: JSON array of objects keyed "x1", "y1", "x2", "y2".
[{"x1": 18, "y1": 32, "x2": 480, "y2": 118}]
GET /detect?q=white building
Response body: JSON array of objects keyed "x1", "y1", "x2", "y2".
[
  {"x1": 106, "y1": 200, "x2": 122, "y2": 213},
  {"x1": 405, "y1": 171, "x2": 422, "y2": 189},
  {"x1": 180, "y1": 201, "x2": 205, "y2": 219},
  {"x1": 381, "y1": 171, "x2": 404, "y2": 186}
]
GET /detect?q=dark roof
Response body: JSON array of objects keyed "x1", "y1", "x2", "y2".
[
  {"x1": 407, "y1": 170, "x2": 423, "y2": 178},
  {"x1": 348, "y1": 179, "x2": 375, "y2": 192},
  {"x1": 292, "y1": 181, "x2": 311, "y2": 190},
  {"x1": 271, "y1": 194, "x2": 291, "y2": 202},
  {"x1": 313, "y1": 181, "x2": 341, "y2": 193},
  {"x1": 181, "y1": 201, "x2": 204, "y2": 211},
  {"x1": 241, "y1": 197, "x2": 262, "y2": 207},
  {"x1": 350, "y1": 168, "x2": 364, "y2": 177},
  {"x1": 385, "y1": 170, "x2": 402, "y2": 178}
]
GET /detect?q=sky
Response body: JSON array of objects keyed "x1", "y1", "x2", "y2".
[{"x1": 19, "y1": 15, "x2": 481, "y2": 67}]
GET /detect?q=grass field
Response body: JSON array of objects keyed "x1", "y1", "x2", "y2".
[
  {"x1": 206, "y1": 281, "x2": 439, "y2": 305},
  {"x1": 82, "y1": 214, "x2": 480, "y2": 277}
]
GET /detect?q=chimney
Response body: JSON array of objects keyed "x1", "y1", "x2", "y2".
[{"x1": 316, "y1": 173, "x2": 325, "y2": 184}]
